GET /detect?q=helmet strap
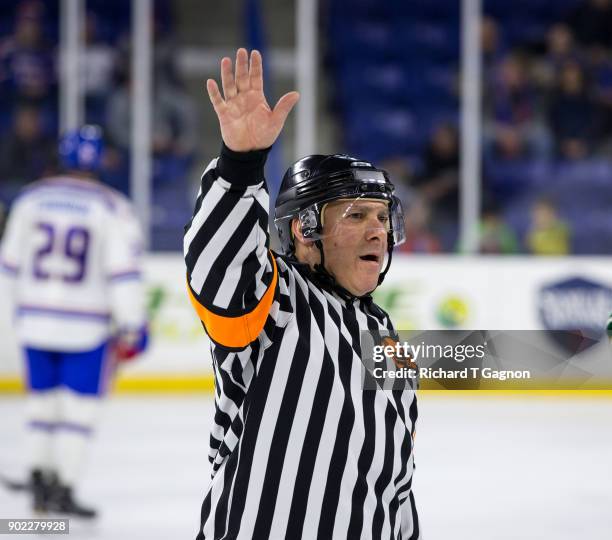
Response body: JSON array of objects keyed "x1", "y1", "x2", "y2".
[
  {"x1": 376, "y1": 233, "x2": 395, "y2": 286},
  {"x1": 312, "y1": 239, "x2": 335, "y2": 287}
]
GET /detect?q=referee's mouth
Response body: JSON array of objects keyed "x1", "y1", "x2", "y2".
[{"x1": 359, "y1": 254, "x2": 380, "y2": 263}]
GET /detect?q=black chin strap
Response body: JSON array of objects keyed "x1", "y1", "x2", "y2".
[{"x1": 377, "y1": 234, "x2": 395, "y2": 286}]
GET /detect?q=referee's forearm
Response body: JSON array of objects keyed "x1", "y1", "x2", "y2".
[{"x1": 184, "y1": 147, "x2": 277, "y2": 347}]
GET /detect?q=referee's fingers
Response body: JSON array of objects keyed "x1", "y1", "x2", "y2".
[
  {"x1": 235, "y1": 48, "x2": 250, "y2": 93},
  {"x1": 249, "y1": 49, "x2": 263, "y2": 91},
  {"x1": 206, "y1": 79, "x2": 225, "y2": 114},
  {"x1": 272, "y1": 91, "x2": 300, "y2": 127},
  {"x1": 220, "y1": 56, "x2": 236, "y2": 100}
]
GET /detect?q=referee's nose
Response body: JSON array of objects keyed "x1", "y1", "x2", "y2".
[{"x1": 363, "y1": 220, "x2": 388, "y2": 245}]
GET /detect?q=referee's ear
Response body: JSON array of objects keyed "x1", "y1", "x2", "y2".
[
  {"x1": 291, "y1": 218, "x2": 319, "y2": 266},
  {"x1": 291, "y1": 218, "x2": 312, "y2": 246}
]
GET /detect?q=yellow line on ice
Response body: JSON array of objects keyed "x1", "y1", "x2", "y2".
[
  {"x1": 0, "y1": 375, "x2": 215, "y2": 394},
  {"x1": 1, "y1": 376, "x2": 612, "y2": 397}
]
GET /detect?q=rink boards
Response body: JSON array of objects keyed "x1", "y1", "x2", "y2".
[{"x1": 1, "y1": 254, "x2": 611, "y2": 394}]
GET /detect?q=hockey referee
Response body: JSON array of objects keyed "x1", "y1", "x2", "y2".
[{"x1": 184, "y1": 48, "x2": 420, "y2": 540}]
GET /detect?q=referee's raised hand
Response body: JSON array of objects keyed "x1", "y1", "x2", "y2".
[{"x1": 206, "y1": 48, "x2": 300, "y2": 152}]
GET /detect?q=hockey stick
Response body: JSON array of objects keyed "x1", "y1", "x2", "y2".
[{"x1": 0, "y1": 473, "x2": 29, "y2": 492}]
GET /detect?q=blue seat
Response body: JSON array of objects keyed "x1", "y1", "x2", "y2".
[
  {"x1": 397, "y1": 22, "x2": 459, "y2": 61},
  {"x1": 341, "y1": 106, "x2": 424, "y2": 161},
  {"x1": 336, "y1": 62, "x2": 457, "y2": 111},
  {"x1": 485, "y1": 159, "x2": 551, "y2": 201}
]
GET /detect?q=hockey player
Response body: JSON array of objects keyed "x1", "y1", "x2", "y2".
[
  {"x1": 0, "y1": 125, "x2": 148, "y2": 518},
  {"x1": 185, "y1": 49, "x2": 420, "y2": 539}
]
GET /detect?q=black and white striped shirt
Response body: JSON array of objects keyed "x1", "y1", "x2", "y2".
[{"x1": 184, "y1": 146, "x2": 420, "y2": 540}]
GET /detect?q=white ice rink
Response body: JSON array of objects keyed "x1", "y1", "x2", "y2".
[{"x1": 1, "y1": 394, "x2": 611, "y2": 540}]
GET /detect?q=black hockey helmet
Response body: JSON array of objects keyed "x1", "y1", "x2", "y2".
[{"x1": 274, "y1": 153, "x2": 406, "y2": 288}]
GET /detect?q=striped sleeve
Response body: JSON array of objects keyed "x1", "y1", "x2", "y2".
[{"x1": 184, "y1": 145, "x2": 278, "y2": 350}]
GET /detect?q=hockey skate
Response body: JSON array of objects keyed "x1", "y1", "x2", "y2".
[
  {"x1": 46, "y1": 475, "x2": 97, "y2": 519},
  {"x1": 31, "y1": 469, "x2": 51, "y2": 514}
]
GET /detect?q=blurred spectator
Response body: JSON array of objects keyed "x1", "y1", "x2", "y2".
[
  {"x1": 81, "y1": 13, "x2": 117, "y2": 125},
  {"x1": 399, "y1": 198, "x2": 441, "y2": 254},
  {"x1": 546, "y1": 24, "x2": 577, "y2": 65},
  {"x1": 107, "y1": 0, "x2": 180, "y2": 151},
  {"x1": 481, "y1": 16, "x2": 506, "y2": 72},
  {"x1": 104, "y1": 66, "x2": 130, "y2": 151},
  {"x1": 526, "y1": 199, "x2": 571, "y2": 255},
  {"x1": 590, "y1": 48, "x2": 612, "y2": 143},
  {"x1": 478, "y1": 205, "x2": 519, "y2": 254},
  {"x1": 488, "y1": 124, "x2": 529, "y2": 160},
  {"x1": 548, "y1": 61, "x2": 599, "y2": 159},
  {"x1": 490, "y1": 55, "x2": 537, "y2": 126},
  {"x1": 413, "y1": 123, "x2": 459, "y2": 213},
  {"x1": 566, "y1": 0, "x2": 612, "y2": 51},
  {"x1": 0, "y1": 105, "x2": 56, "y2": 185},
  {"x1": 412, "y1": 123, "x2": 459, "y2": 250},
  {"x1": 0, "y1": 5, "x2": 56, "y2": 110},
  {"x1": 106, "y1": 61, "x2": 197, "y2": 169},
  {"x1": 379, "y1": 155, "x2": 413, "y2": 208},
  {"x1": 151, "y1": 60, "x2": 198, "y2": 162},
  {"x1": 533, "y1": 24, "x2": 582, "y2": 89},
  {"x1": 485, "y1": 54, "x2": 551, "y2": 158}
]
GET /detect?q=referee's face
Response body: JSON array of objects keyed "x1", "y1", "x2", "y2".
[{"x1": 321, "y1": 199, "x2": 389, "y2": 296}]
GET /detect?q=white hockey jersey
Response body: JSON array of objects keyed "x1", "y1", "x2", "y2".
[{"x1": 0, "y1": 175, "x2": 146, "y2": 351}]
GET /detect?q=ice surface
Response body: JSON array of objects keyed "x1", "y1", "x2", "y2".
[{"x1": 1, "y1": 395, "x2": 611, "y2": 539}]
